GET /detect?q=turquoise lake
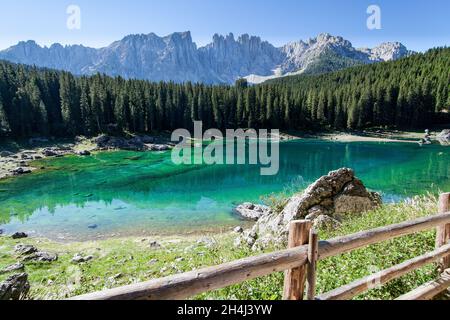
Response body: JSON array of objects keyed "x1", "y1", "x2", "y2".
[{"x1": 0, "y1": 140, "x2": 449, "y2": 241}]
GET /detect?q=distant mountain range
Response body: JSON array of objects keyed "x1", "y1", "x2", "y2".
[{"x1": 0, "y1": 32, "x2": 413, "y2": 84}]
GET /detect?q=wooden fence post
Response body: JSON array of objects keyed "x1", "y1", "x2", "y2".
[
  {"x1": 436, "y1": 193, "x2": 450, "y2": 272},
  {"x1": 283, "y1": 220, "x2": 312, "y2": 300},
  {"x1": 306, "y1": 229, "x2": 319, "y2": 300}
]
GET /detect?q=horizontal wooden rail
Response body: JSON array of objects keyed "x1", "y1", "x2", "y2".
[
  {"x1": 70, "y1": 245, "x2": 308, "y2": 300},
  {"x1": 396, "y1": 269, "x2": 450, "y2": 300},
  {"x1": 70, "y1": 212, "x2": 450, "y2": 300},
  {"x1": 317, "y1": 243, "x2": 450, "y2": 300},
  {"x1": 318, "y1": 212, "x2": 450, "y2": 260}
]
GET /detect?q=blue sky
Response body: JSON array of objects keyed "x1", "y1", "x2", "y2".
[{"x1": 0, "y1": 0, "x2": 448, "y2": 51}]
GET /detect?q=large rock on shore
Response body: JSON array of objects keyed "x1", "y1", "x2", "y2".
[
  {"x1": 14, "y1": 244, "x2": 38, "y2": 256},
  {"x1": 0, "y1": 273, "x2": 30, "y2": 300},
  {"x1": 0, "y1": 263, "x2": 25, "y2": 274},
  {"x1": 437, "y1": 129, "x2": 450, "y2": 140},
  {"x1": 11, "y1": 232, "x2": 28, "y2": 239},
  {"x1": 12, "y1": 167, "x2": 32, "y2": 176},
  {"x1": 0, "y1": 151, "x2": 15, "y2": 158},
  {"x1": 23, "y1": 251, "x2": 58, "y2": 263},
  {"x1": 93, "y1": 134, "x2": 172, "y2": 151},
  {"x1": 236, "y1": 168, "x2": 381, "y2": 251},
  {"x1": 437, "y1": 130, "x2": 450, "y2": 145},
  {"x1": 94, "y1": 135, "x2": 144, "y2": 151}
]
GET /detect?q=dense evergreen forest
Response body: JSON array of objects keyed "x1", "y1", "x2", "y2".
[{"x1": 0, "y1": 47, "x2": 448, "y2": 138}]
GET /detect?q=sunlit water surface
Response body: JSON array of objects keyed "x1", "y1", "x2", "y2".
[{"x1": 0, "y1": 140, "x2": 448, "y2": 241}]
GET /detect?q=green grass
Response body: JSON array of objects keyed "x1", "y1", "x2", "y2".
[{"x1": 0, "y1": 194, "x2": 446, "y2": 300}]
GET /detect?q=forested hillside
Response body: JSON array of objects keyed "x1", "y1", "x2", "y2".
[{"x1": 0, "y1": 48, "x2": 448, "y2": 138}]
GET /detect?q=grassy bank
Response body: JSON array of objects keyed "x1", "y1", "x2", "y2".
[{"x1": 0, "y1": 194, "x2": 447, "y2": 300}]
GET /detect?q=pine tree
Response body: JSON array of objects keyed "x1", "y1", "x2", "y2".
[
  {"x1": 59, "y1": 73, "x2": 80, "y2": 135},
  {"x1": 316, "y1": 90, "x2": 326, "y2": 124},
  {"x1": 0, "y1": 95, "x2": 10, "y2": 136},
  {"x1": 245, "y1": 87, "x2": 256, "y2": 128}
]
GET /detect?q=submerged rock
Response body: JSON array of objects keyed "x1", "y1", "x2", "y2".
[
  {"x1": 77, "y1": 150, "x2": 91, "y2": 156},
  {"x1": 0, "y1": 273, "x2": 30, "y2": 300},
  {"x1": 234, "y1": 203, "x2": 272, "y2": 221},
  {"x1": 236, "y1": 168, "x2": 381, "y2": 250},
  {"x1": 11, "y1": 232, "x2": 28, "y2": 239},
  {"x1": 147, "y1": 144, "x2": 171, "y2": 151}
]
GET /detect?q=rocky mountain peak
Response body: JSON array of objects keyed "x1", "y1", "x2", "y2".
[
  {"x1": 278, "y1": 33, "x2": 362, "y2": 76},
  {"x1": 370, "y1": 42, "x2": 411, "y2": 61},
  {"x1": 165, "y1": 31, "x2": 193, "y2": 42},
  {"x1": 0, "y1": 32, "x2": 413, "y2": 84},
  {"x1": 19, "y1": 40, "x2": 40, "y2": 47}
]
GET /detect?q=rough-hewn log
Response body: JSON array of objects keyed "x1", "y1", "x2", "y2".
[
  {"x1": 436, "y1": 193, "x2": 450, "y2": 271},
  {"x1": 396, "y1": 269, "x2": 450, "y2": 300},
  {"x1": 318, "y1": 212, "x2": 450, "y2": 260},
  {"x1": 317, "y1": 243, "x2": 450, "y2": 300},
  {"x1": 70, "y1": 245, "x2": 308, "y2": 300},
  {"x1": 282, "y1": 220, "x2": 311, "y2": 300},
  {"x1": 306, "y1": 229, "x2": 319, "y2": 300}
]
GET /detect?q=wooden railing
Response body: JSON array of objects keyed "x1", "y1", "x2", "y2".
[{"x1": 70, "y1": 193, "x2": 450, "y2": 301}]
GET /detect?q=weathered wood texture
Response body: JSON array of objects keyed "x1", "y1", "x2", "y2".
[
  {"x1": 282, "y1": 220, "x2": 312, "y2": 300},
  {"x1": 70, "y1": 245, "x2": 308, "y2": 300},
  {"x1": 318, "y1": 212, "x2": 450, "y2": 260},
  {"x1": 317, "y1": 243, "x2": 450, "y2": 300},
  {"x1": 396, "y1": 269, "x2": 450, "y2": 300},
  {"x1": 436, "y1": 193, "x2": 450, "y2": 271},
  {"x1": 306, "y1": 229, "x2": 319, "y2": 300}
]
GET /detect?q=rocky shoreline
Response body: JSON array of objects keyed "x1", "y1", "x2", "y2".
[
  {"x1": 2, "y1": 129, "x2": 448, "y2": 181},
  {"x1": 234, "y1": 168, "x2": 382, "y2": 251},
  {"x1": 0, "y1": 134, "x2": 174, "y2": 180}
]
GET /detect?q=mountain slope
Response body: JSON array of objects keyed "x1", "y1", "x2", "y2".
[{"x1": 0, "y1": 32, "x2": 413, "y2": 84}]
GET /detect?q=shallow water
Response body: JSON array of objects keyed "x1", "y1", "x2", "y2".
[{"x1": 0, "y1": 140, "x2": 449, "y2": 241}]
